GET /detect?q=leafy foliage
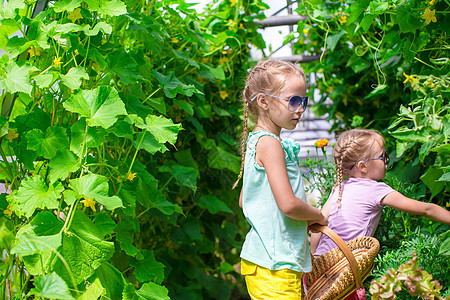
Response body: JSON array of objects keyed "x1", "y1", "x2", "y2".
[
  {"x1": 0, "y1": 0, "x2": 270, "y2": 298},
  {"x1": 370, "y1": 251, "x2": 448, "y2": 300}
]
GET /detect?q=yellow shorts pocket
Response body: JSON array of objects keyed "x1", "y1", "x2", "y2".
[{"x1": 241, "y1": 259, "x2": 257, "y2": 276}]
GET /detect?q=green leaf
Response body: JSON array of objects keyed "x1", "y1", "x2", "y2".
[
  {"x1": 26, "y1": 126, "x2": 69, "y2": 159},
  {"x1": 0, "y1": 61, "x2": 38, "y2": 95},
  {"x1": 60, "y1": 67, "x2": 89, "y2": 90},
  {"x1": 439, "y1": 230, "x2": 450, "y2": 256},
  {"x1": 129, "y1": 249, "x2": 165, "y2": 284},
  {"x1": 0, "y1": 116, "x2": 8, "y2": 138},
  {"x1": 326, "y1": 30, "x2": 346, "y2": 52},
  {"x1": 33, "y1": 72, "x2": 58, "y2": 88},
  {"x1": 8, "y1": 176, "x2": 64, "y2": 218},
  {"x1": 369, "y1": 1, "x2": 388, "y2": 15},
  {"x1": 172, "y1": 49, "x2": 199, "y2": 68},
  {"x1": 134, "y1": 131, "x2": 166, "y2": 155},
  {"x1": 153, "y1": 71, "x2": 201, "y2": 98},
  {"x1": 53, "y1": 0, "x2": 82, "y2": 12},
  {"x1": 30, "y1": 211, "x2": 64, "y2": 236},
  {"x1": 438, "y1": 172, "x2": 450, "y2": 182},
  {"x1": 135, "y1": 282, "x2": 170, "y2": 300},
  {"x1": 85, "y1": 0, "x2": 127, "y2": 16},
  {"x1": 70, "y1": 118, "x2": 108, "y2": 157},
  {"x1": 69, "y1": 174, "x2": 123, "y2": 210},
  {"x1": 95, "y1": 262, "x2": 125, "y2": 300},
  {"x1": 53, "y1": 211, "x2": 114, "y2": 285},
  {"x1": 198, "y1": 195, "x2": 233, "y2": 214},
  {"x1": 136, "y1": 115, "x2": 183, "y2": 146},
  {"x1": 63, "y1": 86, "x2": 127, "y2": 129},
  {"x1": 28, "y1": 272, "x2": 73, "y2": 300},
  {"x1": 397, "y1": 7, "x2": 423, "y2": 33},
  {"x1": 160, "y1": 165, "x2": 197, "y2": 192},
  {"x1": 94, "y1": 213, "x2": 116, "y2": 237},
  {"x1": 208, "y1": 146, "x2": 240, "y2": 174},
  {"x1": 420, "y1": 166, "x2": 445, "y2": 199},
  {"x1": 430, "y1": 143, "x2": 450, "y2": 156},
  {"x1": 115, "y1": 219, "x2": 139, "y2": 256},
  {"x1": 48, "y1": 150, "x2": 80, "y2": 183},
  {"x1": 78, "y1": 277, "x2": 106, "y2": 300},
  {"x1": 107, "y1": 51, "x2": 143, "y2": 85},
  {"x1": 181, "y1": 216, "x2": 202, "y2": 242},
  {"x1": 85, "y1": 22, "x2": 112, "y2": 36}
]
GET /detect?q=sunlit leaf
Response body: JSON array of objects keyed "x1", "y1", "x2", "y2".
[
  {"x1": 60, "y1": 67, "x2": 89, "y2": 90},
  {"x1": 8, "y1": 176, "x2": 64, "y2": 218},
  {"x1": 64, "y1": 86, "x2": 127, "y2": 129},
  {"x1": 0, "y1": 62, "x2": 38, "y2": 95},
  {"x1": 53, "y1": 211, "x2": 114, "y2": 284},
  {"x1": 69, "y1": 174, "x2": 123, "y2": 210},
  {"x1": 48, "y1": 150, "x2": 80, "y2": 183},
  {"x1": 28, "y1": 272, "x2": 73, "y2": 300},
  {"x1": 26, "y1": 126, "x2": 69, "y2": 159},
  {"x1": 135, "y1": 115, "x2": 182, "y2": 146},
  {"x1": 135, "y1": 282, "x2": 170, "y2": 300}
]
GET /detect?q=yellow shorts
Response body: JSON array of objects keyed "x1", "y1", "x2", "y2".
[{"x1": 241, "y1": 259, "x2": 303, "y2": 300}]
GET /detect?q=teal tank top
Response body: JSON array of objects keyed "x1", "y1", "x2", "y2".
[{"x1": 240, "y1": 131, "x2": 311, "y2": 272}]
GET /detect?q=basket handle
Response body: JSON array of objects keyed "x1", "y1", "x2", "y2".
[{"x1": 309, "y1": 224, "x2": 362, "y2": 289}]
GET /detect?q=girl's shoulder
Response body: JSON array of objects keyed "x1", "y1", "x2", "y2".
[{"x1": 247, "y1": 130, "x2": 280, "y2": 149}]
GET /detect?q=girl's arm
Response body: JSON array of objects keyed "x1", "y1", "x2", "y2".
[
  {"x1": 239, "y1": 188, "x2": 243, "y2": 208},
  {"x1": 256, "y1": 136, "x2": 327, "y2": 224},
  {"x1": 309, "y1": 197, "x2": 331, "y2": 253},
  {"x1": 381, "y1": 191, "x2": 450, "y2": 225}
]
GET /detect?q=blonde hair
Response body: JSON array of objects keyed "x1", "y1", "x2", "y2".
[
  {"x1": 333, "y1": 129, "x2": 385, "y2": 207},
  {"x1": 232, "y1": 59, "x2": 306, "y2": 189}
]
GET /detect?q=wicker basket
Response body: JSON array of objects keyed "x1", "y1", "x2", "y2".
[{"x1": 303, "y1": 224, "x2": 380, "y2": 300}]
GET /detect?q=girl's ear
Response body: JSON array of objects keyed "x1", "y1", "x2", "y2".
[
  {"x1": 358, "y1": 161, "x2": 368, "y2": 173},
  {"x1": 256, "y1": 94, "x2": 269, "y2": 110}
]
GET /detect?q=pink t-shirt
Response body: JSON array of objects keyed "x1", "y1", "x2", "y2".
[{"x1": 314, "y1": 178, "x2": 394, "y2": 256}]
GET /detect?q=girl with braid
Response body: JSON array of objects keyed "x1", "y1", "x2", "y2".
[
  {"x1": 235, "y1": 59, "x2": 327, "y2": 299},
  {"x1": 310, "y1": 128, "x2": 450, "y2": 300}
]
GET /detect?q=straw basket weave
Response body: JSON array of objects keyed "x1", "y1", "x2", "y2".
[{"x1": 303, "y1": 224, "x2": 380, "y2": 300}]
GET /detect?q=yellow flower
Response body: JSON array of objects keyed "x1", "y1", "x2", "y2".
[
  {"x1": 302, "y1": 28, "x2": 308, "y2": 35},
  {"x1": 230, "y1": 0, "x2": 236, "y2": 6},
  {"x1": 5, "y1": 129, "x2": 18, "y2": 142},
  {"x1": 422, "y1": 8, "x2": 437, "y2": 25},
  {"x1": 339, "y1": 15, "x2": 347, "y2": 24},
  {"x1": 429, "y1": 0, "x2": 436, "y2": 6},
  {"x1": 68, "y1": 8, "x2": 83, "y2": 23},
  {"x1": 80, "y1": 197, "x2": 96, "y2": 212},
  {"x1": 28, "y1": 46, "x2": 41, "y2": 57},
  {"x1": 219, "y1": 91, "x2": 228, "y2": 99},
  {"x1": 4, "y1": 205, "x2": 12, "y2": 217},
  {"x1": 314, "y1": 139, "x2": 329, "y2": 148},
  {"x1": 446, "y1": 202, "x2": 450, "y2": 208},
  {"x1": 403, "y1": 73, "x2": 418, "y2": 85},
  {"x1": 127, "y1": 172, "x2": 137, "y2": 181},
  {"x1": 74, "y1": 49, "x2": 79, "y2": 56},
  {"x1": 171, "y1": 37, "x2": 179, "y2": 43},
  {"x1": 53, "y1": 56, "x2": 62, "y2": 68}
]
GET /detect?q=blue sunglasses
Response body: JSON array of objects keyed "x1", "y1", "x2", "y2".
[
  {"x1": 350, "y1": 150, "x2": 389, "y2": 170},
  {"x1": 250, "y1": 93, "x2": 308, "y2": 112}
]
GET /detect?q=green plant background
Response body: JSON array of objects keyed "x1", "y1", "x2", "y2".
[{"x1": 0, "y1": 0, "x2": 449, "y2": 299}]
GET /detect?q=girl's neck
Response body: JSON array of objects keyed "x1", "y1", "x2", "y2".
[{"x1": 254, "y1": 122, "x2": 281, "y2": 137}]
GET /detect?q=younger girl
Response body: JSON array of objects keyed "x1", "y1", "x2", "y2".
[
  {"x1": 235, "y1": 59, "x2": 327, "y2": 299},
  {"x1": 310, "y1": 128, "x2": 450, "y2": 299}
]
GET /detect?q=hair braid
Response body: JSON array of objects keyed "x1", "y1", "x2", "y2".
[
  {"x1": 232, "y1": 99, "x2": 249, "y2": 189},
  {"x1": 333, "y1": 137, "x2": 357, "y2": 208}
]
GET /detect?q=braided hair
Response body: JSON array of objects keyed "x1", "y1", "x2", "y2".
[
  {"x1": 232, "y1": 60, "x2": 305, "y2": 189},
  {"x1": 332, "y1": 129, "x2": 385, "y2": 207}
]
